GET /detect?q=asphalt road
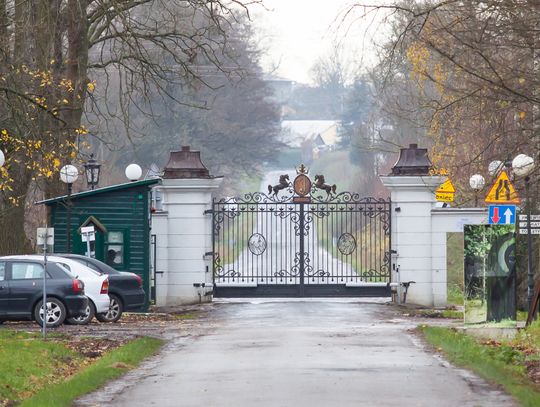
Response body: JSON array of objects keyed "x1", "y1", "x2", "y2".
[{"x1": 77, "y1": 299, "x2": 516, "y2": 407}]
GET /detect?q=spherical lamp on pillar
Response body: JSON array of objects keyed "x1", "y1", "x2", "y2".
[
  {"x1": 83, "y1": 154, "x2": 101, "y2": 190},
  {"x1": 0, "y1": 149, "x2": 5, "y2": 168},
  {"x1": 60, "y1": 164, "x2": 79, "y2": 252},
  {"x1": 125, "y1": 164, "x2": 142, "y2": 182},
  {"x1": 469, "y1": 174, "x2": 485, "y2": 206},
  {"x1": 512, "y1": 154, "x2": 536, "y2": 314}
]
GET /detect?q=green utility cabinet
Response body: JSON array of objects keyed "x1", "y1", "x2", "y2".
[{"x1": 40, "y1": 179, "x2": 160, "y2": 310}]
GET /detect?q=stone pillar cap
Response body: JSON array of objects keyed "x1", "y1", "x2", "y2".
[
  {"x1": 162, "y1": 146, "x2": 212, "y2": 179},
  {"x1": 390, "y1": 144, "x2": 432, "y2": 176}
]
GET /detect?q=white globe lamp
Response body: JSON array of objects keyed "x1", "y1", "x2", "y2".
[
  {"x1": 0, "y1": 149, "x2": 5, "y2": 168},
  {"x1": 59, "y1": 164, "x2": 79, "y2": 184},
  {"x1": 488, "y1": 160, "x2": 504, "y2": 176},
  {"x1": 469, "y1": 174, "x2": 485, "y2": 191},
  {"x1": 512, "y1": 154, "x2": 534, "y2": 178},
  {"x1": 125, "y1": 164, "x2": 142, "y2": 181}
]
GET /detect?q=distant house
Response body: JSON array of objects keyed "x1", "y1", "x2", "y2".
[{"x1": 280, "y1": 120, "x2": 341, "y2": 150}]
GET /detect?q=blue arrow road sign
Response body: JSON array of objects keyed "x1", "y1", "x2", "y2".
[{"x1": 488, "y1": 205, "x2": 516, "y2": 225}]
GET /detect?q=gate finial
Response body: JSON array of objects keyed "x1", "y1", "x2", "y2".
[{"x1": 296, "y1": 164, "x2": 309, "y2": 175}]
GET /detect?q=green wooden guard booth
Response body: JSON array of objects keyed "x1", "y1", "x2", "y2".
[{"x1": 38, "y1": 179, "x2": 161, "y2": 310}]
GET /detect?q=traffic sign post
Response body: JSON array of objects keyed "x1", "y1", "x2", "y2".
[
  {"x1": 488, "y1": 205, "x2": 516, "y2": 225},
  {"x1": 81, "y1": 225, "x2": 95, "y2": 258},
  {"x1": 37, "y1": 227, "x2": 54, "y2": 339}
]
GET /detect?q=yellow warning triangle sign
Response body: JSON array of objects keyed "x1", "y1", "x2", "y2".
[
  {"x1": 436, "y1": 178, "x2": 456, "y2": 202},
  {"x1": 485, "y1": 170, "x2": 521, "y2": 204},
  {"x1": 436, "y1": 178, "x2": 456, "y2": 194}
]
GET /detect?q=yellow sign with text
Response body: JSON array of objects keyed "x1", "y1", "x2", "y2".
[{"x1": 436, "y1": 178, "x2": 455, "y2": 202}]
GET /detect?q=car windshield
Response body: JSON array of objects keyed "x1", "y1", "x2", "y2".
[
  {"x1": 54, "y1": 260, "x2": 102, "y2": 278},
  {"x1": 89, "y1": 259, "x2": 120, "y2": 275},
  {"x1": 55, "y1": 263, "x2": 75, "y2": 277},
  {"x1": 68, "y1": 256, "x2": 120, "y2": 275}
]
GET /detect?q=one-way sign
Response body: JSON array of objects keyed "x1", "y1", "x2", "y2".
[{"x1": 488, "y1": 205, "x2": 516, "y2": 225}]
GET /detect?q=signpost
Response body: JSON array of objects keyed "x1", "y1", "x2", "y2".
[
  {"x1": 81, "y1": 225, "x2": 95, "y2": 258},
  {"x1": 488, "y1": 205, "x2": 516, "y2": 225},
  {"x1": 36, "y1": 227, "x2": 54, "y2": 339}
]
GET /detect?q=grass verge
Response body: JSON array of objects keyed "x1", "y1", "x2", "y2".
[
  {"x1": 420, "y1": 325, "x2": 540, "y2": 407},
  {"x1": 0, "y1": 331, "x2": 163, "y2": 407}
]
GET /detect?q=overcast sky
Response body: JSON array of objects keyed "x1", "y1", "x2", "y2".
[{"x1": 252, "y1": 0, "x2": 387, "y2": 84}]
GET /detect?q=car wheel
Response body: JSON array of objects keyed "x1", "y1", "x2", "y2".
[
  {"x1": 34, "y1": 298, "x2": 66, "y2": 328},
  {"x1": 66, "y1": 302, "x2": 96, "y2": 325},
  {"x1": 96, "y1": 294, "x2": 123, "y2": 323}
]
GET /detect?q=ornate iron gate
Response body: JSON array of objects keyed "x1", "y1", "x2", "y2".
[{"x1": 212, "y1": 167, "x2": 391, "y2": 297}]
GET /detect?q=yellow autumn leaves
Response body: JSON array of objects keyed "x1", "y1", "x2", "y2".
[{"x1": 0, "y1": 127, "x2": 80, "y2": 201}]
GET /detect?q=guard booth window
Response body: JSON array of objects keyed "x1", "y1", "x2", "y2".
[{"x1": 106, "y1": 231, "x2": 125, "y2": 267}]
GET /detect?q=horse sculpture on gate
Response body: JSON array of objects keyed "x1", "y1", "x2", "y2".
[
  {"x1": 314, "y1": 175, "x2": 336, "y2": 197},
  {"x1": 268, "y1": 174, "x2": 290, "y2": 197}
]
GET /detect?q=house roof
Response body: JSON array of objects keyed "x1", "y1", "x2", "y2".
[
  {"x1": 37, "y1": 178, "x2": 161, "y2": 205},
  {"x1": 280, "y1": 120, "x2": 340, "y2": 148}
]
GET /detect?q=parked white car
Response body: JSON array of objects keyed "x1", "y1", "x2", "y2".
[{"x1": 14, "y1": 255, "x2": 110, "y2": 325}]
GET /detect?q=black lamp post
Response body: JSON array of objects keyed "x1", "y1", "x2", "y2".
[
  {"x1": 83, "y1": 154, "x2": 101, "y2": 190},
  {"x1": 512, "y1": 154, "x2": 535, "y2": 314},
  {"x1": 60, "y1": 165, "x2": 78, "y2": 252}
]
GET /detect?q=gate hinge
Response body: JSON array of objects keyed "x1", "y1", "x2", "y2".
[
  {"x1": 203, "y1": 209, "x2": 213, "y2": 215},
  {"x1": 204, "y1": 251, "x2": 215, "y2": 258}
]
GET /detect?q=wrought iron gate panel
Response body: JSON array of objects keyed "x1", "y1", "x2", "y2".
[
  {"x1": 304, "y1": 196, "x2": 391, "y2": 285},
  {"x1": 212, "y1": 174, "x2": 391, "y2": 297}
]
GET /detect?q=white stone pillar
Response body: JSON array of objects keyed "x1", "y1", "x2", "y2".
[
  {"x1": 380, "y1": 175, "x2": 446, "y2": 307},
  {"x1": 152, "y1": 178, "x2": 222, "y2": 306}
]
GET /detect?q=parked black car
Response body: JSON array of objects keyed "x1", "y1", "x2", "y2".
[
  {"x1": 0, "y1": 258, "x2": 87, "y2": 327},
  {"x1": 57, "y1": 254, "x2": 145, "y2": 322}
]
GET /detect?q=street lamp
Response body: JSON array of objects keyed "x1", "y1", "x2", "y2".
[
  {"x1": 469, "y1": 174, "x2": 485, "y2": 206},
  {"x1": 488, "y1": 160, "x2": 504, "y2": 176},
  {"x1": 125, "y1": 164, "x2": 142, "y2": 182},
  {"x1": 60, "y1": 164, "x2": 78, "y2": 252},
  {"x1": 83, "y1": 154, "x2": 101, "y2": 190},
  {"x1": 512, "y1": 154, "x2": 536, "y2": 313}
]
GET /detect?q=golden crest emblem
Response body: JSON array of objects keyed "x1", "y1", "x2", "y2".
[
  {"x1": 294, "y1": 174, "x2": 311, "y2": 197},
  {"x1": 293, "y1": 164, "x2": 311, "y2": 197}
]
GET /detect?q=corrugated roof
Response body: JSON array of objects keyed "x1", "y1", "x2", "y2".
[{"x1": 37, "y1": 178, "x2": 161, "y2": 205}]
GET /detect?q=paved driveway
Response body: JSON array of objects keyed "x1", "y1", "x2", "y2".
[{"x1": 77, "y1": 299, "x2": 516, "y2": 407}]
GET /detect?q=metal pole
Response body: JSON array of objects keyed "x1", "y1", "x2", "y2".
[
  {"x1": 526, "y1": 177, "x2": 535, "y2": 313},
  {"x1": 299, "y1": 203, "x2": 305, "y2": 297},
  {"x1": 42, "y1": 226, "x2": 48, "y2": 339},
  {"x1": 66, "y1": 183, "x2": 72, "y2": 252}
]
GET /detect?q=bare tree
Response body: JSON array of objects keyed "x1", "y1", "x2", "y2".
[{"x1": 0, "y1": 0, "x2": 261, "y2": 254}]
